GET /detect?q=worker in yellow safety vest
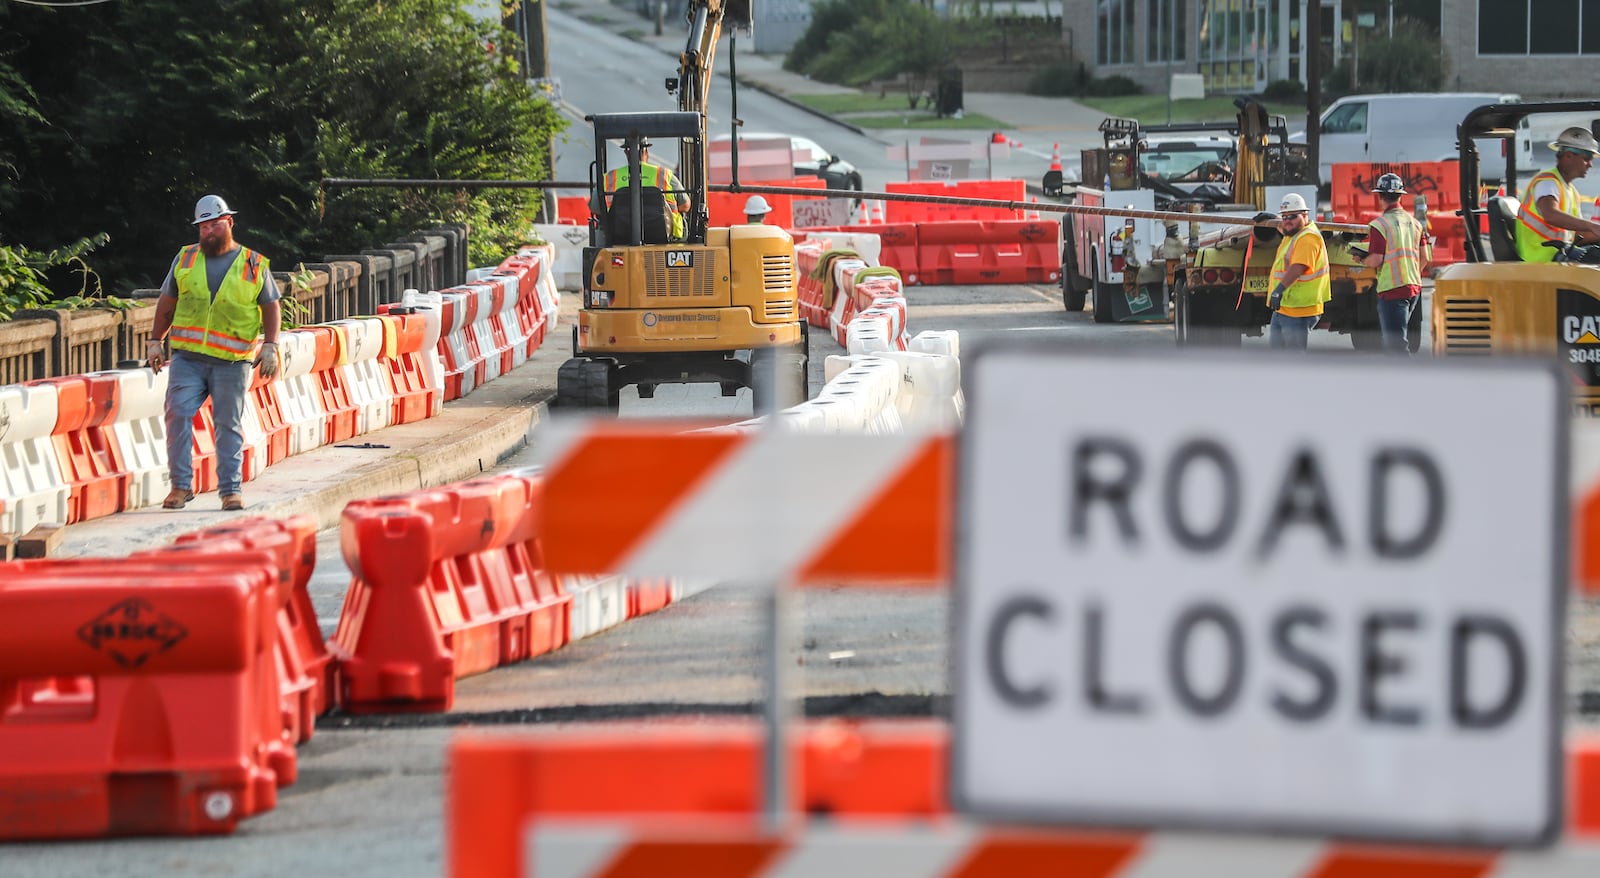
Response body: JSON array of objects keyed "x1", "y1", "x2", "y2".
[
  {"x1": 1266, "y1": 192, "x2": 1330, "y2": 352},
  {"x1": 1515, "y1": 126, "x2": 1600, "y2": 263},
  {"x1": 603, "y1": 138, "x2": 688, "y2": 241},
  {"x1": 1361, "y1": 173, "x2": 1431, "y2": 355}
]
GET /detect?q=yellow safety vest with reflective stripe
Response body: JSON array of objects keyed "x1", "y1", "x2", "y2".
[
  {"x1": 1272, "y1": 223, "x2": 1331, "y2": 312},
  {"x1": 1369, "y1": 208, "x2": 1423, "y2": 291},
  {"x1": 1516, "y1": 169, "x2": 1580, "y2": 263},
  {"x1": 169, "y1": 245, "x2": 267, "y2": 361},
  {"x1": 604, "y1": 162, "x2": 685, "y2": 239}
]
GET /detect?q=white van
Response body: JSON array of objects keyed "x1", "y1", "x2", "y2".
[{"x1": 1295, "y1": 92, "x2": 1532, "y2": 185}]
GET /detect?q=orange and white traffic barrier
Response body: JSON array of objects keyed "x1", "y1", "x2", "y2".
[
  {"x1": 328, "y1": 317, "x2": 395, "y2": 437},
  {"x1": 107, "y1": 367, "x2": 172, "y2": 511},
  {"x1": 0, "y1": 381, "x2": 71, "y2": 536},
  {"x1": 32, "y1": 373, "x2": 125, "y2": 523},
  {"x1": 377, "y1": 303, "x2": 443, "y2": 424},
  {"x1": 453, "y1": 723, "x2": 1600, "y2": 878},
  {"x1": 334, "y1": 470, "x2": 572, "y2": 712},
  {"x1": 274, "y1": 329, "x2": 330, "y2": 457}
]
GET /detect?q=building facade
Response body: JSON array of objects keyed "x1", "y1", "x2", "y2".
[
  {"x1": 1069, "y1": 1, "x2": 1592, "y2": 99},
  {"x1": 1438, "y1": 2, "x2": 1600, "y2": 97}
]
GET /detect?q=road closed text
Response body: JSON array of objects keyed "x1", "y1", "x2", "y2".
[{"x1": 979, "y1": 436, "x2": 1527, "y2": 730}]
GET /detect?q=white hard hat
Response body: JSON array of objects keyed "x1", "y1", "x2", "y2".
[
  {"x1": 1278, "y1": 192, "x2": 1309, "y2": 214},
  {"x1": 744, "y1": 195, "x2": 772, "y2": 215},
  {"x1": 1550, "y1": 126, "x2": 1600, "y2": 156},
  {"x1": 192, "y1": 194, "x2": 237, "y2": 225}
]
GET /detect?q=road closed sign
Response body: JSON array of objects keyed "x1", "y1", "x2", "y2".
[{"x1": 953, "y1": 346, "x2": 1568, "y2": 847}]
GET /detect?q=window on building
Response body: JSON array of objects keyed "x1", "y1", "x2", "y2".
[
  {"x1": 1480, "y1": 0, "x2": 1599, "y2": 54},
  {"x1": 1099, "y1": 0, "x2": 1136, "y2": 66},
  {"x1": 1147, "y1": 0, "x2": 1187, "y2": 63}
]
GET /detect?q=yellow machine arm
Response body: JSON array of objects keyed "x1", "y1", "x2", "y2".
[{"x1": 677, "y1": 0, "x2": 753, "y2": 119}]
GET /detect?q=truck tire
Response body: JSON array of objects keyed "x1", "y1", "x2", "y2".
[
  {"x1": 1062, "y1": 226, "x2": 1087, "y2": 312},
  {"x1": 1172, "y1": 277, "x2": 1188, "y2": 346},
  {"x1": 1092, "y1": 258, "x2": 1113, "y2": 324}
]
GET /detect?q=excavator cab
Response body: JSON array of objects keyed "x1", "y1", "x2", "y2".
[{"x1": 1434, "y1": 100, "x2": 1600, "y2": 414}]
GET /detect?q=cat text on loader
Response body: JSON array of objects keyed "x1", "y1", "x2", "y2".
[
  {"x1": 1432, "y1": 100, "x2": 1600, "y2": 415},
  {"x1": 556, "y1": 111, "x2": 808, "y2": 413}
]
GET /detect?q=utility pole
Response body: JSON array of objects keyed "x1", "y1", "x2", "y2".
[
  {"x1": 515, "y1": 0, "x2": 556, "y2": 223},
  {"x1": 1305, "y1": 0, "x2": 1320, "y2": 191}
]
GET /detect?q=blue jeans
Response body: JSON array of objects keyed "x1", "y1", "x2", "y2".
[
  {"x1": 165, "y1": 352, "x2": 251, "y2": 495},
  {"x1": 1376, "y1": 295, "x2": 1417, "y2": 355},
  {"x1": 1268, "y1": 313, "x2": 1320, "y2": 350}
]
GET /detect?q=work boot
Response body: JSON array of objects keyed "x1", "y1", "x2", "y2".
[
  {"x1": 221, "y1": 493, "x2": 245, "y2": 511},
  {"x1": 162, "y1": 488, "x2": 196, "y2": 510}
]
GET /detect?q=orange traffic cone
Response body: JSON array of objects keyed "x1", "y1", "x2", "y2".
[
  {"x1": 1049, "y1": 142, "x2": 1062, "y2": 174},
  {"x1": 856, "y1": 201, "x2": 871, "y2": 225},
  {"x1": 1026, "y1": 197, "x2": 1041, "y2": 221},
  {"x1": 873, "y1": 200, "x2": 887, "y2": 223}
]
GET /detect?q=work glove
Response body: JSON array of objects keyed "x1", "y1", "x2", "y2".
[
  {"x1": 146, "y1": 339, "x2": 167, "y2": 374},
  {"x1": 254, "y1": 341, "x2": 280, "y2": 380},
  {"x1": 1268, "y1": 284, "x2": 1286, "y2": 313}
]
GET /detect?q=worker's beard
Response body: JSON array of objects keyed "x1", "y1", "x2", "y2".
[{"x1": 198, "y1": 227, "x2": 231, "y2": 256}]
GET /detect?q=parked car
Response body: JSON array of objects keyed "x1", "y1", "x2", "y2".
[{"x1": 711, "y1": 132, "x2": 863, "y2": 193}]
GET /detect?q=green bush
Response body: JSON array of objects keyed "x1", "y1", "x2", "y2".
[
  {"x1": 1326, "y1": 18, "x2": 1444, "y2": 95},
  {"x1": 1026, "y1": 63, "x2": 1140, "y2": 98},
  {"x1": 1264, "y1": 78, "x2": 1306, "y2": 101}
]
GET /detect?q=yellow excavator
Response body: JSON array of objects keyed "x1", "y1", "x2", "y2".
[
  {"x1": 1432, "y1": 100, "x2": 1600, "y2": 414},
  {"x1": 556, "y1": 0, "x2": 808, "y2": 412}
]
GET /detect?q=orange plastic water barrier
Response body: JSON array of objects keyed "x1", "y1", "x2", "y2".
[
  {"x1": 0, "y1": 557, "x2": 284, "y2": 837},
  {"x1": 335, "y1": 470, "x2": 571, "y2": 712},
  {"x1": 1330, "y1": 162, "x2": 1461, "y2": 219},
  {"x1": 448, "y1": 719, "x2": 950, "y2": 878},
  {"x1": 449, "y1": 724, "x2": 1600, "y2": 878},
  {"x1": 915, "y1": 219, "x2": 1061, "y2": 286},
  {"x1": 883, "y1": 179, "x2": 1025, "y2": 223}
]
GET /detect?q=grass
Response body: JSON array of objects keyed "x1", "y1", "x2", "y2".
[
  {"x1": 787, "y1": 93, "x2": 920, "y2": 115},
  {"x1": 1075, "y1": 95, "x2": 1307, "y2": 126},
  {"x1": 847, "y1": 112, "x2": 1009, "y2": 130}
]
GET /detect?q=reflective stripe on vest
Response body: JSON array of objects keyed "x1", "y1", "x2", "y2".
[
  {"x1": 1370, "y1": 208, "x2": 1422, "y2": 290},
  {"x1": 169, "y1": 245, "x2": 268, "y2": 361},
  {"x1": 1272, "y1": 223, "x2": 1331, "y2": 310},
  {"x1": 1516, "y1": 170, "x2": 1579, "y2": 262}
]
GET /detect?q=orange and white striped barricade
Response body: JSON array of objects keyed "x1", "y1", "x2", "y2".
[
  {"x1": 236, "y1": 378, "x2": 270, "y2": 484},
  {"x1": 400, "y1": 288, "x2": 446, "y2": 411},
  {"x1": 0, "y1": 555, "x2": 285, "y2": 837},
  {"x1": 845, "y1": 311, "x2": 895, "y2": 355},
  {"x1": 0, "y1": 381, "x2": 70, "y2": 535},
  {"x1": 436, "y1": 290, "x2": 477, "y2": 401},
  {"x1": 828, "y1": 257, "x2": 869, "y2": 347},
  {"x1": 31, "y1": 373, "x2": 125, "y2": 523},
  {"x1": 461, "y1": 281, "x2": 503, "y2": 385},
  {"x1": 528, "y1": 244, "x2": 562, "y2": 345},
  {"x1": 375, "y1": 306, "x2": 442, "y2": 425},
  {"x1": 165, "y1": 515, "x2": 331, "y2": 746},
  {"x1": 107, "y1": 367, "x2": 172, "y2": 511},
  {"x1": 273, "y1": 329, "x2": 329, "y2": 457},
  {"x1": 560, "y1": 573, "x2": 631, "y2": 641},
  {"x1": 329, "y1": 317, "x2": 394, "y2": 437},
  {"x1": 301, "y1": 325, "x2": 358, "y2": 445},
  {"x1": 334, "y1": 470, "x2": 571, "y2": 712},
  {"x1": 484, "y1": 274, "x2": 530, "y2": 370},
  {"x1": 247, "y1": 359, "x2": 292, "y2": 467},
  {"x1": 795, "y1": 241, "x2": 829, "y2": 328}
]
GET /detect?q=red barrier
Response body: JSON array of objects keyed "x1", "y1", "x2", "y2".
[
  {"x1": 884, "y1": 179, "x2": 1025, "y2": 223},
  {"x1": 916, "y1": 219, "x2": 1061, "y2": 285},
  {"x1": 304, "y1": 325, "x2": 358, "y2": 444},
  {"x1": 449, "y1": 720, "x2": 949, "y2": 878},
  {"x1": 249, "y1": 370, "x2": 292, "y2": 466},
  {"x1": 706, "y1": 176, "x2": 827, "y2": 228},
  {"x1": 191, "y1": 399, "x2": 220, "y2": 493},
  {"x1": 0, "y1": 557, "x2": 283, "y2": 837},
  {"x1": 376, "y1": 308, "x2": 439, "y2": 425},
  {"x1": 557, "y1": 195, "x2": 591, "y2": 225},
  {"x1": 168, "y1": 516, "x2": 332, "y2": 746},
  {"x1": 31, "y1": 374, "x2": 125, "y2": 523},
  {"x1": 1331, "y1": 162, "x2": 1460, "y2": 220},
  {"x1": 627, "y1": 578, "x2": 673, "y2": 618},
  {"x1": 335, "y1": 471, "x2": 571, "y2": 712}
]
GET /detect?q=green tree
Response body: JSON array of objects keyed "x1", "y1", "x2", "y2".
[{"x1": 0, "y1": 0, "x2": 564, "y2": 295}]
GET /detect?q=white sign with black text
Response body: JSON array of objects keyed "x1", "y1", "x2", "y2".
[{"x1": 954, "y1": 347, "x2": 1567, "y2": 847}]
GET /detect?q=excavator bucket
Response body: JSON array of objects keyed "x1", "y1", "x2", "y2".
[{"x1": 723, "y1": 0, "x2": 753, "y2": 30}]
